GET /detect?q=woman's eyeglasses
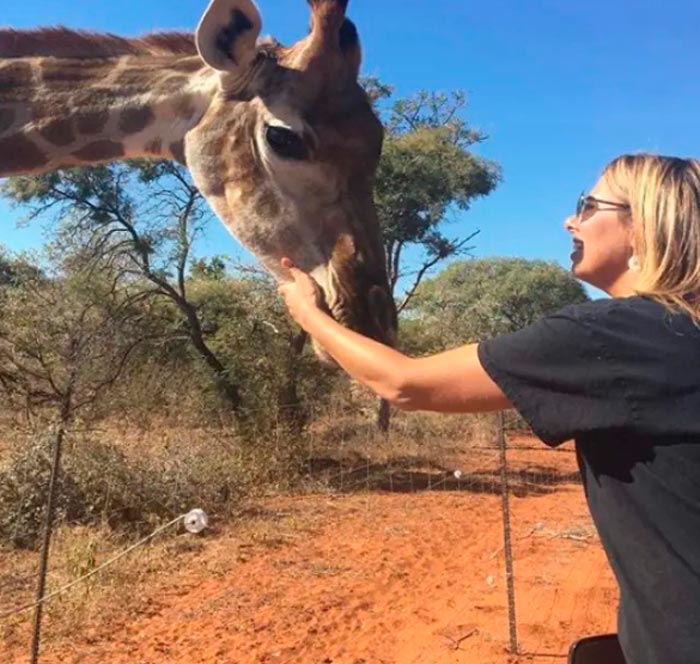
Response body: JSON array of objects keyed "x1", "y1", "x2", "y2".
[{"x1": 576, "y1": 193, "x2": 631, "y2": 219}]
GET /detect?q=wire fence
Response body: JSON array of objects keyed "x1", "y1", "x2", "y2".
[{"x1": 0, "y1": 406, "x2": 612, "y2": 663}]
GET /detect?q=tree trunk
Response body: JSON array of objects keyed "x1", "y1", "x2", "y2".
[
  {"x1": 377, "y1": 398, "x2": 391, "y2": 433},
  {"x1": 276, "y1": 331, "x2": 308, "y2": 432},
  {"x1": 30, "y1": 402, "x2": 70, "y2": 664},
  {"x1": 180, "y1": 300, "x2": 242, "y2": 411}
]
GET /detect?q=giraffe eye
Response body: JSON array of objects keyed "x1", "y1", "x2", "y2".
[{"x1": 265, "y1": 125, "x2": 308, "y2": 160}]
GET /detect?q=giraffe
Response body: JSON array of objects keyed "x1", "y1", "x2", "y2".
[{"x1": 0, "y1": 0, "x2": 397, "y2": 360}]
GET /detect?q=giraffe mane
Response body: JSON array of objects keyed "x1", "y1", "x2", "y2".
[{"x1": 0, "y1": 27, "x2": 198, "y2": 59}]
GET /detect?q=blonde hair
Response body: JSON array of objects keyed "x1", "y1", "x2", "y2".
[{"x1": 603, "y1": 153, "x2": 700, "y2": 322}]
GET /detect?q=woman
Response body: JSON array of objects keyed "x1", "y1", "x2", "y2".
[{"x1": 279, "y1": 154, "x2": 700, "y2": 664}]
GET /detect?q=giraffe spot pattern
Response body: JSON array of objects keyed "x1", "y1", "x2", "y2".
[
  {"x1": 144, "y1": 138, "x2": 162, "y2": 155},
  {"x1": 254, "y1": 190, "x2": 282, "y2": 219},
  {"x1": 0, "y1": 134, "x2": 48, "y2": 174},
  {"x1": 37, "y1": 117, "x2": 76, "y2": 147},
  {"x1": 114, "y1": 66, "x2": 163, "y2": 88},
  {"x1": 170, "y1": 57, "x2": 204, "y2": 73},
  {"x1": 174, "y1": 97, "x2": 196, "y2": 121},
  {"x1": 169, "y1": 140, "x2": 186, "y2": 165},
  {"x1": 118, "y1": 106, "x2": 154, "y2": 134},
  {"x1": 158, "y1": 75, "x2": 190, "y2": 94},
  {"x1": 72, "y1": 140, "x2": 125, "y2": 162},
  {"x1": 40, "y1": 60, "x2": 112, "y2": 86},
  {"x1": 0, "y1": 60, "x2": 32, "y2": 86},
  {"x1": 203, "y1": 180, "x2": 225, "y2": 197},
  {"x1": 0, "y1": 107, "x2": 15, "y2": 134},
  {"x1": 31, "y1": 101, "x2": 67, "y2": 121},
  {"x1": 76, "y1": 110, "x2": 109, "y2": 135},
  {"x1": 0, "y1": 61, "x2": 32, "y2": 101},
  {"x1": 243, "y1": 225, "x2": 282, "y2": 257}
]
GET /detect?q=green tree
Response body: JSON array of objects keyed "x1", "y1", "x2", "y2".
[
  {"x1": 190, "y1": 255, "x2": 227, "y2": 281},
  {"x1": 0, "y1": 246, "x2": 43, "y2": 287},
  {"x1": 365, "y1": 81, "x2": 502, "y2": 313},
  {"x1": 3, "y1": 81, "x2": 503, "y2": 434},
  {"x1": 0, "y1": 262, "x2": 150, "y2": 417},
  {"x1": 363, "y1": 82, "x2": 501, "y2": 431},
  {"x1": 185, "y1": 273, "x2": 333, "y2": 428},
  {"x1": 2, "y1": 162, "x2": 245, "y2": 412},
  {"x1": 0, "y1": 257, "x2": 152, "y2": 558},
  {"x1": 408, "y1": 257, "x2": 589, "y2": 350}
]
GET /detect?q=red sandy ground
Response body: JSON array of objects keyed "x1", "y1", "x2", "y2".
[{"x1": 5, "y1": 439, "x2": 618, "y2": 664}]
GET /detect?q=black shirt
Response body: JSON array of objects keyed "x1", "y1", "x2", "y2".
[{"x1": 478, "y1": 296, "x2": 700, "y2": 664}]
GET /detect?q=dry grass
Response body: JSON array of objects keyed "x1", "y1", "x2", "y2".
[
  {"x1": 0, "y1": 523, "x2": 185, "y2": 650},
  {"x1": 0, "y1": 495, "x2": 330, "y2": 652},
  {"x1": 0, "y1": 403, "x2": 528, "y2": 656}
]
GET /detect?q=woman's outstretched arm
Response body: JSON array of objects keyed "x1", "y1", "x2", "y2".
[{"x1": 278, "y1": 261, "x2": 510, "y2": 414}]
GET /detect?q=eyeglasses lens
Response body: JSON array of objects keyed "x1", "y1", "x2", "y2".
[{"x1": 576, "y1": 194, "x2": 586, "y2": 217}]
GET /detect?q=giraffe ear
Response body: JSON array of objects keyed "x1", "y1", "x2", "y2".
[{"x1": 196, "y1": 0, "x2": 262, "y2": 73}]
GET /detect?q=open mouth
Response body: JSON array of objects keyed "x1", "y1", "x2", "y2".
[{"x1": 571, "y1": 239, "x2": 583, "y2": 261}]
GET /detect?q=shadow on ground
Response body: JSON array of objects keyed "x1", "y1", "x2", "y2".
[{"x1": 304, "y1": 455, "x2": 581, "y2": 498}]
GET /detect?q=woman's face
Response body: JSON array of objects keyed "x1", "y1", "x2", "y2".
[{"x1": 564, "y1": 175, "x2": 637, "y2": 296}]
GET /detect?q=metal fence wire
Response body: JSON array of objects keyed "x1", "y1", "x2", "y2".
[{"x1": 0, "y1": 406, "x2": 594, "y2": 662}]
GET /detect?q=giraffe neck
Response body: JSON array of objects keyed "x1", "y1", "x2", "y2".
[{"x1": 0, "y1": 53, "x2": 219, "y2": 177}]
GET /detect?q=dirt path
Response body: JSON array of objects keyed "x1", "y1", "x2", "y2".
[
  {"x1": 2, "y1": 437, "x2": 618, "y2": 663},
  {"x1": 5, "y1": 470, "x2": 617, "y2": 664}
]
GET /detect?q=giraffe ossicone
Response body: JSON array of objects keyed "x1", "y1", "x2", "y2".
[{"x1": 0, "y1": 0, "x2": 397, "y2": 359}]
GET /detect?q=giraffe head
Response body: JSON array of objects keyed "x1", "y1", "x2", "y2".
[{"x1": 187, "y1": 0, "x2": 397, "y2": 358}]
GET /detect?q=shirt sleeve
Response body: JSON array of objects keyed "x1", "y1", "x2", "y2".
[{"x1": 477, "y1": 304, "x2": 634, "y2": 446}]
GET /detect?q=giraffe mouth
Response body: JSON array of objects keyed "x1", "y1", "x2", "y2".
[
  {"x1": 298, "y1": 273, "x2": 397, "y2": 365},
  {"x1": 314, "y1": 272, "x2": 397, "y2": 364}
]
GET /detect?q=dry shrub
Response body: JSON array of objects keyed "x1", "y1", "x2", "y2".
[
  {"x1": 0, "y1": 424, "x2": 298, "y2": 550},
  {"x1": 0, "y1": 522, "x2": 202, "y2": 651},
  {"x1": 295, "y1": 394, "x2": 505, "y2": 494},
  {"x1": 0, "y1": 391, "x2": 525, "y2": 550},
  {"x1": 0, "y1": 434, "x2": 87, "y2": 549}
]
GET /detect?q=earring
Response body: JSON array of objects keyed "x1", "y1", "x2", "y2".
[{"x1": 628, "y1": 255, "x2": 642, "y2": 272}]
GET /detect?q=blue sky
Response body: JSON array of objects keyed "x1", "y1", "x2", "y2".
[{"x1": 2, "y1": 0, "x2": 699, "y2": 295}]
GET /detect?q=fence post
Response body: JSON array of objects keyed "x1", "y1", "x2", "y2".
[
  {"x1": 498, "y1": 411, "x2": 519, "y2": 655},
  {"x1": 29, "y1": 423, "x2": 66, "y2": 664}
]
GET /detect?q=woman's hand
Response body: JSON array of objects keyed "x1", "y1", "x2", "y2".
[
  {"x1": 278, "y1": 258, "x2": 323, "y2": 328},
  {"x1": 276, "y1": 265, "x2": 510, "y2": 416}
]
